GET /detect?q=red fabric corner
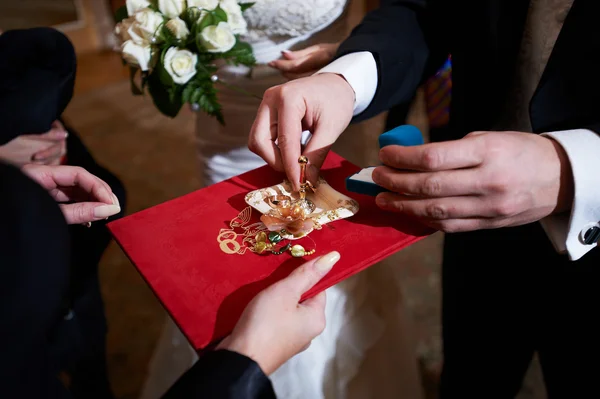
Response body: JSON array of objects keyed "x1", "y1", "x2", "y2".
[{"x1": 108, "y1": 152, "x2": 430, "y2": 350}]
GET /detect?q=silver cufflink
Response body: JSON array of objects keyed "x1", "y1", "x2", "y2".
[{"x1": 581, "y1": 224, "x2": 600, "y2": 245}]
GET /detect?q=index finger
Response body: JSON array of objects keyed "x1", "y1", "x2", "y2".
[
  {"x1": 48, "y1": 166, "x2": 114, "y2": 205},
  {"x1": 379, "y1": 137, "x2": 484, "y2": 172},
  {"x1": 277, "y1": 93, "x2": 306, "y2": 190},
  {"x1": 248, "y1": 100, "x2": 283, "y2": 171}
]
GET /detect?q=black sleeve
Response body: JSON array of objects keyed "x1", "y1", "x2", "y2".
[
  {"x1": 0, "y1": 162, "x2": 72, "y2": 398},
  {"x1": 335, "y1": 0, "x2": 446, "y2": 122},
  {"x1": 0, "y1": 27, "x2": 76, "y2": 144},
  {"x1": 163, "y1": 350, "x2": 275, "y2": 399}
]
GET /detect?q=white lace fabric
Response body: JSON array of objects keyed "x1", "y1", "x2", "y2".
[{"x1": 242, "y1": 0, "x2": 347, "y2": 42}]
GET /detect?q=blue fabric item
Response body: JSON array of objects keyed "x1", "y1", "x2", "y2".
[{"x1": 345, "y1": 125, "x2": 424, "y2": 196}]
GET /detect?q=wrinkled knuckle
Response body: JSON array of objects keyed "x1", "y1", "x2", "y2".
[
  {"x1": 492, "y1": 199, "x2": 518, "y2": 217},
  {"x1": 390, "y1": 199, "x2": 403, "y2": 213},
  {"x1": 421, "y1": 148, "x2": 441, "y2": 170},
  {"x1": 421, "y1": 175, "x2": 442, "y2": 196},
  {"x1": 248, "y1": 137, "x2": 260, "y2": 153},
  {"x1": 74, "y1": 204, "x2": 88, "y2": 221},
  {"x1": 73, "y1": 166, "x2": 85, "y2": 176},
  {"x1": 438, "y1": 220, "x2": 459, "y2": 233},
  {"x1": 276, "y1": 133, "x2": 291, "y2": 148},
  {"x1": 278, "y1": 83, "x2": 296, "y2": 100},
  {"x1": 263, "y1": 86, "x2": 279, "y2": 100},
  {"x1": 425, "y1": 202, "x2": 447, "y2": 219},
  {"x1": 488, "y1": 173, "x2": 511, "y2": 193}
]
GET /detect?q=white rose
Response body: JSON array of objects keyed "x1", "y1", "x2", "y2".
[
  {"x1": 164, "y1": 47, "x2": 198, "y2": 84},
  {"x1": 114, "y1": 17, "x2": 135, "y2": 43},
  {"x1": 219, "y1": 0, "x2": 247, "y2": 34},
  {"x1": 122, "y1": 40, "x2": 152, "y2": 71},
  {"x1": 165, "y1": 17, "x2": 190, "y2": 39},
  {"x1": 130, "y1": 8, "x2": 164, "y2": 42},
  {"x1": 158, "y1": 0, "x2": 187, "y2": 18},
  {"x1": 200, "y1": 22, "x2": 236, "y2": 53},
  {"x1": 126, "y1": 0, "x2": 150, "y2": 15},
  {"x1": 187, "y1": 0, "x2": 218, "y2": 10}
]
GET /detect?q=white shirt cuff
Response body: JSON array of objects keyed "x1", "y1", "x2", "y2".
[
  {"x1": 315, "y1": 52, "x2": 378, "y2": 116},
  {"x1": 540, "y1": 129, "x2": 600, "y2": 260}
]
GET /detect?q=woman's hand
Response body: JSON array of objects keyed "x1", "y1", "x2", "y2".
[
  {"x1": 218, "y1": 251, "x2": 341, "y2": 374},
  {"x1": 22, "y1": 164, "x2": 121, "y2": 224},
  {"x1": 0, "y1": 121, "x2": 68, "y2": 167},
  {"x1": 269, "y1": 43, "x2": 340, "y2": 80}
]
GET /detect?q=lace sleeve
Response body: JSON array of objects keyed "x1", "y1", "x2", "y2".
[{"x1": 242, "y1": 0, "x2": 347, "y2": 41}]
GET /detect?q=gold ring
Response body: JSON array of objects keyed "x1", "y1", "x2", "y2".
[{"x1": 267, "y1": 195, "x2": 292, "y2": 209}]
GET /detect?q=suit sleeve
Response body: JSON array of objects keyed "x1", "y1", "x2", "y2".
[
  {"x1": 162, "y1": 350, "x2": 275, "y2": 399},
  {"x1": 0, "y1": 27, "x2": 76, "y2": 144},
  {"x1": 332, "y1": 0, "x2": 437, "y2": 122}
]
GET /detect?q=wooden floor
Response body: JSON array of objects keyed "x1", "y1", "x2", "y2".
[{"x1": 0, "y1": 0, "x2": 79, "y2": 30}]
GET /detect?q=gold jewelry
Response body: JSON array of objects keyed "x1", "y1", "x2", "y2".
[
  {"x1": 218, "y1": 206, "x2": 269, "y2": 255},
  {"x1": 289, "y1": 244, "x2": 316, "y2": 257},
  {"x1": 267, "y1": 195, "x2": 292, "y2": 209},
  {"x1": 288, "y1": 235, "x2": 317, "y2": 257}
]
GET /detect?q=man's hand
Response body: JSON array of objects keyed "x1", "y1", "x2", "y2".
[
  {"x1": 248, "y1": 73, "x2": 355, "y2": 190},
  {"x1": 22, "y1": 164, "x2": 121, "y2": 224},
  {"x1": 218, "y1": 251, "x2": 341, "y2": 375},
  {"x1": 0, "y1": 121, "x2": 68, "y2": 167},
  {"x1": 269, "y1": 43, "x2": 340, "y2": 80},
  {"x1": 372, "y1": 131, "x2": 574, "y2": 232}
]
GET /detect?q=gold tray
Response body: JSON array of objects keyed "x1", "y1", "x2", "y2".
[{"x1": 244, "y1": 178, "x2": 359, "y2": 240}]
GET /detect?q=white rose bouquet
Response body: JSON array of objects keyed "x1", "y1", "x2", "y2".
[{"x1": 114, "y1": 0, "x2": 255, "y2": 122}]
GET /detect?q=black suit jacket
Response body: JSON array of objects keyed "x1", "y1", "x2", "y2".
[
  {"x1": 0, "y1": 28, "x2": 76, "y2": 144},
  {"x1": 339, "y1": 0, "x2": 600, "y2": 139},
  {"x1": 0, "y1": 162, "x2": 275, "y2": 398}
]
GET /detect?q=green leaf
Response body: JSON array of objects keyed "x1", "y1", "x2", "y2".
[
  {"x1": 147, "y1": 71, "x2": 183, "y2": 118},
  {"x1": 222, "y1": 39, "x2": 256, "y2": 67},
  {"x1": 115, "y1": 5, "x2": 128, "y2": 23},
  {"x1": 148, "y1": 1, "x2": 160, "y2": 12},
  {"x1": 240, "y1": 2, "x2": 255, "y2": 12},
  {"x1": 198, "y1": 13, "x2": 216, "y2": 31},
  {"x1": 191, "y1": 87, "x2": 203, "y2": 104},
  {"x1": 157, "y1": 49, "x2": 174, "y2": 86},
  {"x1": 129, "y1": 67, "x2": 143, "y2": 95},
  {"x1": 213, "y1": 6, "x2": 228, "y2": 23},
  {"x1": 197, "y1": 85, "x2": 224, "y2": 124},
  {"x1": 182, "y1": 83, "x2": 197, "y2": 103}
]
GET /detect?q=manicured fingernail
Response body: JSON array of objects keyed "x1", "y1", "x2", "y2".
[
  {"x1": 282, "y1": 50, "x2": 291, "y2": 54},
  {"x1": 314, "y1": 251, "x2": 340, "y2": 274},
  {"x1": 112, "y1": 194, "x2": 120, "y2": 207},
  {"x1": 376, "y1": 195, "x2": 387, "y2": 207},
  {"x1": 94, "y1": 204, "x2": 121, "y2": 218}
]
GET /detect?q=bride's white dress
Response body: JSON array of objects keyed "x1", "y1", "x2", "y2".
[{"x1": 140, "y1": 1, "x2": 424, "y2": 398}]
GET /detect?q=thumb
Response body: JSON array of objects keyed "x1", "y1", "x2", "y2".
[
  {"x1": 281, "y1": 45, "x2": 320, "y2": 60},
  {"x1": 282, "y1": 251, "x2": 340, "y2": 297},
  {"x1": 38, "y1": 128, "x2": 68, "y2": 141},
  {"x1": 59, "y1": 202, "x2": 121, "y2": 224},
  {"x1": 301, "y1": 291, "x2": 326, "y2": 313}
]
